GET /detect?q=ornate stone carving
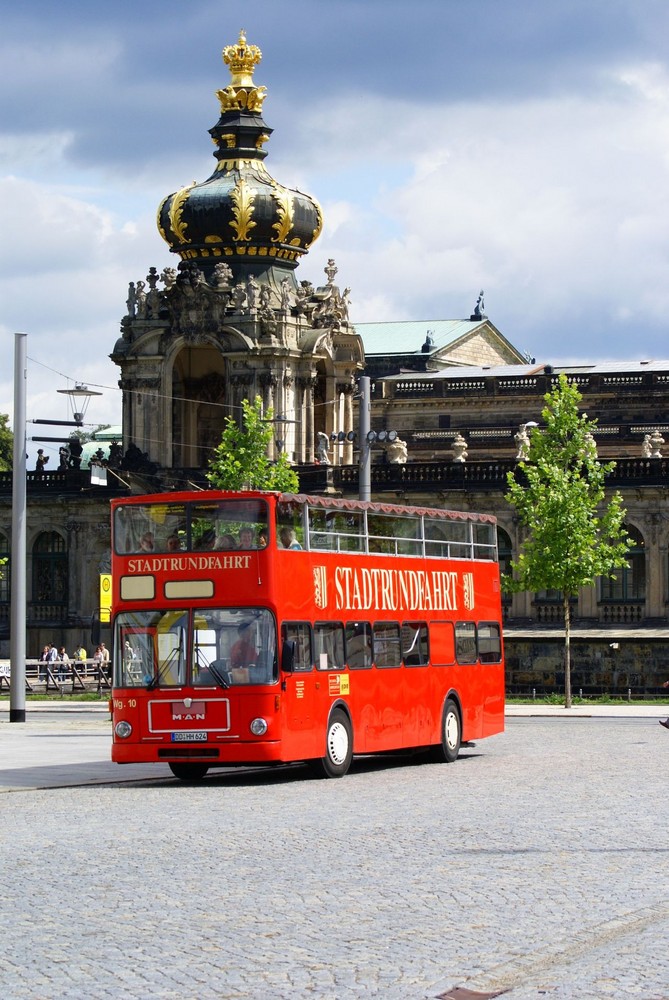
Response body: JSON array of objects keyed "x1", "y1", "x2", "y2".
[
  {"x1": 387, "y1": 438, "x2": 408, "y2": 465},
  {"x1": 452, "y1": 433, "x2": 468, "y2": 463}
]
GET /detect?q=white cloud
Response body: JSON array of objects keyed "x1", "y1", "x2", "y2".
[{"x1": 294, "y1": 67, "x2": 669, "y2": 356}]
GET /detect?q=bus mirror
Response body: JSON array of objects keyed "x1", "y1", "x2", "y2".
[{"x1": 281, "y1": 640, "x2": 296, "y2": 674}]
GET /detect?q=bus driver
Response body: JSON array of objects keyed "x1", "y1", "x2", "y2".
[{"x1": 230, "y1": 622, "x2": 257, "y2": 670}]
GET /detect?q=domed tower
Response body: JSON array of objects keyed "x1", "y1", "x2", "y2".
[
  {"x1": 112, "y1": 31, "x2": 363, "y2": 475},
  {"x1": 157, "y1": 30, "x2": 322, "y2": 290}
]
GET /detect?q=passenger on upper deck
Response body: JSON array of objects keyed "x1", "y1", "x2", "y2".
[
  {"x1": 214, "y1": 533, "x2": 237, "y2": 551},
  {"x1": 280, "y1": 527, "x2": 302, "y2": 550},
  {"x1": 237, "y1": 527, "x2": 256, "y2": 549}
]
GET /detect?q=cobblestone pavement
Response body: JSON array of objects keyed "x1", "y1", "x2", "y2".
[{"x1": 1, "y1": 711, "x2": 668, "y2": 999}]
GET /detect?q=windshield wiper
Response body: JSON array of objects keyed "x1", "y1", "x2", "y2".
[{"x1": 208, "y1": 662, "x2": 230, "y2": 689}]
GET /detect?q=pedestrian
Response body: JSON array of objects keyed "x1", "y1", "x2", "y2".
[
  {"x1": 57, "y1": 646, "x2": 69, "y2": 682},
  {"x1": 47, "y1": 643, "x2": 58, "y2": 676},
  {"x1": 38, "y1": 645, "x2": 49, "y2": 681},
  {"x1": 660, "y1": 680, "x2": 669, "y2": 729}
]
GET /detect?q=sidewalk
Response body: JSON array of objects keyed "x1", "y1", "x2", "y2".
[
  {"x1": 506, "y1": 702, "x2": 669, "y2": 718},
  {"x1": 2, "y1": 699, "x2": 667, "y2": 717}
]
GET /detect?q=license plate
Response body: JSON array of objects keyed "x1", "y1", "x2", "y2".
[{"x1": 171, "y1": 731, "x2": 207, "y2": 742}]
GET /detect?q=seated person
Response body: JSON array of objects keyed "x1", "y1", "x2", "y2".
[
  {"x1": 195, "y1": 528, "x2": 216, "y2": 549},
  {"x1": 214, "y1": 532, "x2": 237, "y2": 550},
  {"x1": 257, "y1": 529, "x2": 268, "y2": 548},
  {"x1": 140, "y1": 531, "x2": 154, "y2": 552},
  {"x1": 237, "y1": 526, "x2": 256, "y2": 549},
  {"x1": 166, "y1": 533, "x2": 182, "y2": 551},
  {"x1": 229, "y1": 623, "x2": 258, "y2": 678},
  {"x1": 280, "y1": 527, "x2": 302, "y2": 550}
]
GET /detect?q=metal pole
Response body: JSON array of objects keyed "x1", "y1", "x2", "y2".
[
  {"x1": 10, "y1": 333, "x2": 27, "y2": 722},
  {"x1": 358, "y1": 376, "x2": 371, "y2": 502}
]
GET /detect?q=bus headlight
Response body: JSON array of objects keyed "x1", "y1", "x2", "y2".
[
  {"x1": 250, "y1": 717, "x2": 268, "y2": 736},
  {"x1": 115, "y1": 720, "x2": 133, "y2": 739}
]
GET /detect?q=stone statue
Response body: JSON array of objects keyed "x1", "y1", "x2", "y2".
[
  {"x1": 315, "y1": 432, "x2": 331, "y2": 464},
  {"x1": 295, "y1": 281, "x2": 313, "y2": 316},
  {"x1": 649, "y1": 429, "x2": 665, "y2": 458},
  {"x1": 108, "y1": 441, "x2": 123, "y2": 468},
  {"x1": 280, "y1": 277, "x2": 292, "y2": 311},
  {"x1": 642, "y1": 434, "x2": 653, "y2": 458},
  {"x1": 246, "y1": 275, "x2": 259, "y2": 311},
  {"x1": 471, "y1": 290, "x2": 486, "y2": 320},
  {"x1": 35, "y1": 449, "x2": 49, "y2": 473},
  {"x1": 451, "y1": 433, "x2": 468, "y2": 463},
  {"x1": 259, "y1": 284, "x2": 272, "y2": 309},
  {"x1": 135, "y1": 280, "x2": 147, "y2": 319},
  {"x1": 211, "y1": 262, "x2": 233, "y2": 290},
  {"x1": 324, "y1": 259, "x2": 338, "y2": 285},
  {"x1": 126, "y1": 282, "x2": 137, "y2": 318},
  {"x1": 386, "y1": 438, "x2": 408, "y2": 465},
  {"x1": 231, "y1": 283, "x2": 247, "y2": 313},
  {"x1": 514, "y1": 424, "x2": 532, "y2": 461},
  {"x1": 161, "y1": 267, "x2": 178, "y2": 290}
]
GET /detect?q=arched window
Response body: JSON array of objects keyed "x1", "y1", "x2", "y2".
[
  {"x1": 600, "y1": 524, "x2": 645, "y2": 602},
  {"x1": 32, "y1": 531, "x2": 68, "y2": 605}
]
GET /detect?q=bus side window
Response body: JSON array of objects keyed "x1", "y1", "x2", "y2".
[
  {"x1": 402, "y1": 622, "x2": 429, "y2": 666},
  {"x1": 345, "y1": 622, "x2": 372, "y2": 670},
  {"x1": 455, "y1": 622, "x2": 477, "y2": 664},
  {"x1": 314, "y1": 622, "x2": 345, "y2": 670},
  {"x1": 373, "y1": 622, "x2": 402, "y2": 668},
  {"x1": 478, "y1": 622, "x2": 502, "y2": 663},
  {"x1": 283, "y1": 623, "x2": 312, "y2": 671}
]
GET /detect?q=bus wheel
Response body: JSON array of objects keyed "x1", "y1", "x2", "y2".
[
  {"x1": 316, "y1": 709, "x2": 353, "y2": 778},
  {"x1": 434, "y1": 698, "x2": 461, "y2": 763},
  {"x1": 168, "y1": 763, "x2": 209, "y2": 781}
]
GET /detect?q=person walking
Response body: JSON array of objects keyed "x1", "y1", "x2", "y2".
[
  {"x1": 57, "y1": 646, "x2": 69, "y2": 682},
  {"x1": 660, "y1": 680, "x2": 669, "y2": 729},
  {"x1": 38, "y1": 645, "x2": 50, "y2": 681}
]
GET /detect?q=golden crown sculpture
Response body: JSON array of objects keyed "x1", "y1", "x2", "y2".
[{"x1": 222, "y1": 30, "x2": 262, "y2": 87}]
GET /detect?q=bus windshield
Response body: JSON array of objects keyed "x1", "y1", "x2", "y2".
[{"x1": 114, "y1": 607, "x2": 277, "y2": 688}]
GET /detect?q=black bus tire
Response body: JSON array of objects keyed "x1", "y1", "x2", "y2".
[
  {"x1": 169, "y1": 762, "x2": 210, "y2": 781},
  {"x1": 433, "y1": 697, "x2": 461, "y2": 763},
  {"x1": 315, "y1": 709, "x2": 353, "y2": 778}
]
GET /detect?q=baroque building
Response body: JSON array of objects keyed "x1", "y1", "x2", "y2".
[
  {"x1": 111, "y1": 31, "x2": 363, "y2": 474},
  {"x1": 2, "y1": 31, "x2": 669, "y2": 699}
]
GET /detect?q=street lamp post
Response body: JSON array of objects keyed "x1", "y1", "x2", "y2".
[{"x1": 10, "y1": 333, "x2": 27, "y2": 723}]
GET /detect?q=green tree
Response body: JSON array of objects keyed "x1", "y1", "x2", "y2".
[
  {"x1": 206, "y1": 396, "x2": 299, "y2": 493},
  {"x1": 0, "y1": 413, "x2": 13, "y2": 472},
  {"x1": 503, "y1": 374, "x2": 631, "y2": 707}
]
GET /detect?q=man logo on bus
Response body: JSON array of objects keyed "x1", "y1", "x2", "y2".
[
  {"x1": 463, "y1": 572, "x2": 475, "y2": 611},
  {"x1": 313, "y1": 566, "x2": 327, "y2": 609}
]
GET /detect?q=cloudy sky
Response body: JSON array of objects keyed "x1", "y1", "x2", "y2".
[{"x1": 3, "y1": 0, "x2": 669, "y2": 452}]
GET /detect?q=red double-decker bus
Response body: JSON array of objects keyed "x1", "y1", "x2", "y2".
[{"x1": 110, "y1": 491, "x2": 504, "y2": 779}]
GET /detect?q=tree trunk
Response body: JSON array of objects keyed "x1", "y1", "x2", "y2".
[{"x1": 564, "y1": 595, "x2": 572, "y2": 709}]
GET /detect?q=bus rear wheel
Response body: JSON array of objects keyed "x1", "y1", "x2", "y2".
[
  {"x1": 315, "y1": 709, "x2": 353, "y2": 778},
  {"x1": 432, "y1": 698, "x2": 461, "y2": 763},
  {"x1": 169, "y1": 762, "x2": 210, "y2": 781}
]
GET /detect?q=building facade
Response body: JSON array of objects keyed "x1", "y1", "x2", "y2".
[{"x1": 2, "y1": 31, "x2": 669, "y2": 695}]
